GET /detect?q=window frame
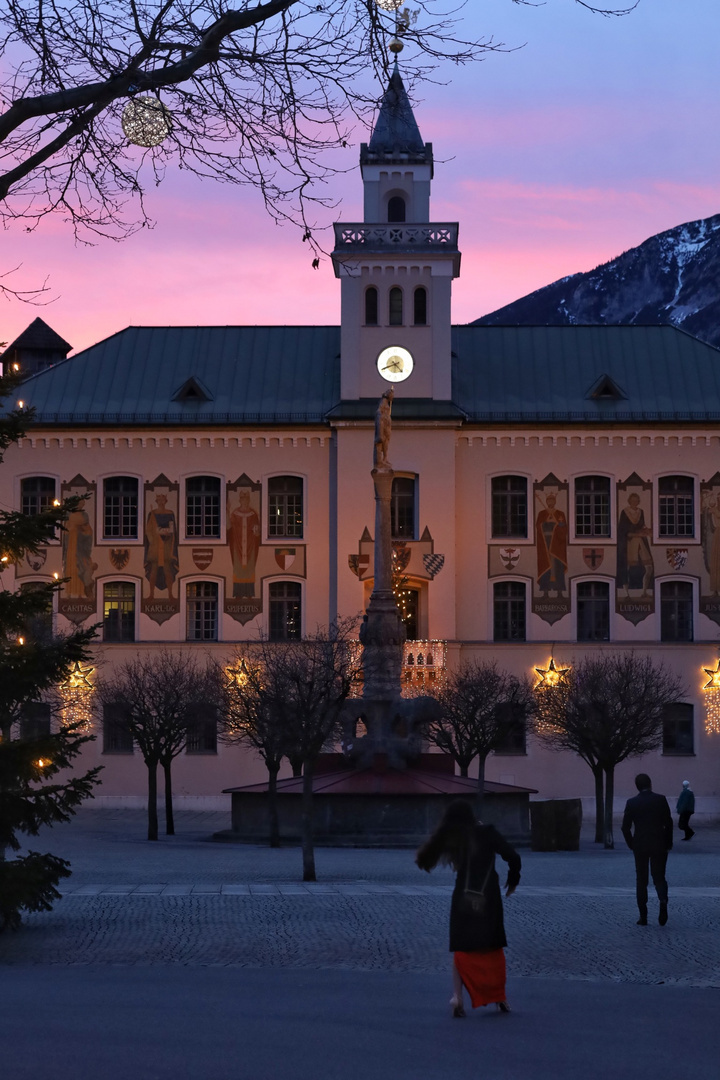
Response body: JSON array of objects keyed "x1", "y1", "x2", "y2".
[
  {"x1": 575, "y1": 578, "x2": 611, "y2": 642},
  {"x1": 19, "y1": 474, "x2": 57, "y2": 518},
  {"x1": 186, "y1": 707, "x2": 219, "y2": 755},
  {"x1": 492, "y1": 579, "x2": 528, "y2": 643},
  {"x1": 265, "y1": 474, "x2": 305, "y2": 541},
  {"x1": 388, "y1": 286, "x2": 404, "y2": 327},
  {"x1": 413, "y1": 286, "x2": 428, "y2": 326},
  {"x1": 655, "y1": 474, "x2": 697, "y2": 542},
  {"x1": 573, "y1": 474, "x2": 612, "y2": 541},
  {"x1": 659, "y1": 578, "x2": 694, "y2": 642},
  {"x1": 490, "y1": 475, "x2": 529, "y2": 541},
  {"x1": 19, "y1": 579, "x2": 55, "y2": 641},
  {"x1": 662, "y1": 702, "x2": 694, "y2": 756},
  {"x1": 183, "y1": 474, "x2": 223, "y2": 542},
  {"x1": 268, "y1": 578, "x2": 303, "y2": 641},
  {"x1": 185, "y1": 578, "x2": 221, "y2": 642},
  {"x1": 102, "y1": 703, "x2": 134, "y2": 754},
  {"x1": 102, "y1": 476, "x2": 140, "y2": 541},
  {"x1": 387, "y1": 195, "x2": 406, "y2": 223},
  {"x1": 102, "y1": 579, "x2": 137, "y2": 643},
  {"x1": 492, "y1": 702, "x2": 528, "y2": 756},
  {"x1": 364, "y1": 285, "x2": 379, "y2": 326},
  {"x1": 20, "y1": 701, "x2": 52, "y2": 741},
  {"x1": 391, "y1": 475, "x2": 417, "y2": 541}
]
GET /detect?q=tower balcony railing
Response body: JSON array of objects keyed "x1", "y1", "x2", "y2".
[{"x1": 333, "y1": 223, "x2": 459, "y2": 253}]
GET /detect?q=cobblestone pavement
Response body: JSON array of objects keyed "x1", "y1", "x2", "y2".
[{"x1": 2, "y1": 810, "x2": 719, "y2": 987}]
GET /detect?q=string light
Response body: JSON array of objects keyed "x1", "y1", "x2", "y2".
[
  {"x1": 534, "y1": 657, "x2": 571, "y2": 734},
  {"x1": 60, "y1": 661, "x2": 95, "y2": 730},
  {"x1": 402, "y1": 640, "x2": 447, "y2": 697},
  {"x1": 702, "y1": 661, "x2": 720, "y2": 734}
]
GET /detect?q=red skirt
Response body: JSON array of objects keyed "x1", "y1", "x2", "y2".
[{"x1": 454, "y1": 948, "x2": 506, "y2": 1008}]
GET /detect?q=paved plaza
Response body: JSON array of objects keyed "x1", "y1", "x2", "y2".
[{"x1": 1, "y1": 809, "x2": 719, "y2": 1079}]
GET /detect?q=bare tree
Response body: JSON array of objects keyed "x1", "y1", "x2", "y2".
[
  {"x1": 0, "y1": 1, "x2": 635, "y2": 247},
  {"x1": 221, "y1": 648, "x2": 288, "y2": 848},
  {"x1": 428, "y1": 659, "x2": 535, "y2": 811},
  {"x1": 98, "y1": 649, "x2": 219, "y2": 840},
  {"x1": 533, "y1": 653, "x2": 684, "y2": 849}
]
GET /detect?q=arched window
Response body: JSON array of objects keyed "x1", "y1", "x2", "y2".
[
  {"x1": 268, "y1": 476, "x2": 303, "y2": 538},
  {"x1": 493, "y1": 582, "x2": 526, "y2": 642},
  {"x1": 365, "y1": 287, "x2": 378, "y2": 326},
  {"x1": 575, "y1": 476, "x2": 610, "y2": 537},
  {"x1": 387, "y1": 196, "x2": 406, "y2": 223},
  {"x1": 269, "y1": 581, "x2": 302, "y2": 640},
  {"x1": 576, "y1": 581, "x2": 610, "y2": 641},
  {"x1": 103, "y1": 581, "x2": 136, "y2": 642},
  {"x1": 186, "y1": 581, "x2": 219, "y2": 641},
  {"x1": 186, "y1": 476, "x2": 221, "y2": 538},
  {"x1": 391, "y1": 477, "x2": 415, "y2": 539},
  {"x1": 491, "y1": 476, "x2": 527, "y2": 538},
  {"x1": 413, "y1": 287, "x2": 427, "y2": 326},
  {"x1": 389, "y1": 287, "x2": 403, "y2": 326},
  {"x1": 660, "y1": 581, "x2": 693, "y2": 641},
  {"x1": 659, "y1": 476, "x2": 694, "y2": 537},
  {"x1": 21, "y1": 476, "x2": 55, "y2": 516},
  {"x1": 103, "y1": 477, "x2": 138, "y2": 539}
]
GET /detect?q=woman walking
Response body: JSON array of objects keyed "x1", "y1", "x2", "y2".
[{"x1": 416, "y1": 800, "x2": 521, "y2": 1018}]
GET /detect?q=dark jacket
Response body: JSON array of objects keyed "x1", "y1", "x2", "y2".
[
  {"x1": 449, "y1": 824, "x2": 521, "y2": 953},
  {"x1": 621, "y1": 790, "x2": 673, "y2": 853},
  {"x1": 676, "y1": 788, "x2": 695, "y2": 814}
]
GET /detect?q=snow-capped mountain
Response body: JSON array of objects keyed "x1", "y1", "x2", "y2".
[{"x1": 473, "y1": 214, "x2": 720, "y2": 348}]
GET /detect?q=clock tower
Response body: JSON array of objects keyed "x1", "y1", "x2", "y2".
[{"x1": 332, "y1": 64, "x2": 461, "y2": 402}]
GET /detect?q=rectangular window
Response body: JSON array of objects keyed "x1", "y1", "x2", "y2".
[
  {"x1": 269, "y1": 581, "x2": 302, "y2": 641},
  {"x1": 391, "y1": 477, "x2": 415, "y2": 539},
  {"x1": 491, "y1": 477, "x2": 527, "y2": 539},
  {"x1": 268, "y1": 476, "x2": 303, "y2": 538},
  {"x1": 576, "y1": 581, "x2": 610, "y2": 641},
  {"x1": 103, "y1": 477, "x2": 138, "y2": 539},
  {"x1": 493, "y1": 702, "x2": 527, "y2": 755},
  {"x1": 575, "y1": 476, "x2": 610, "y2": 537},
  {"x1": 21, "y1": 476, "x2": 56, "y2": 516},
  {"x1": 20, "y1": 581, "x2": 53, "y2": 641},
  {"x1": 103, "y1": 582, "x2": 136, "y2": 642},
  {"x1": 103, "y1": 704, "x2": 133, "y2": 754},
  {"x1": 186, "y1": 477, "x2": 221, "y2": 538},
  {"x1": 493, "y1": 582, "x2": 526, "y2": 642},
  {"x1": 186, "y1": 582, "x2": 219, "y2": 641},
  {"x1": 659, "y1": 476, "x2": 694, "y2": 537},
  {"x1": 662, "y1": 703, "x2": 694, "y2": 755},
  {"x1": 20, "y1": 702, "x2": 52, "y2": 740},
  {"x1": 186, "y1": 708, "x2": 218, "y2": 754},
  {"x1": 660, "y1": 581, "x2": 693, "y2": 641}
]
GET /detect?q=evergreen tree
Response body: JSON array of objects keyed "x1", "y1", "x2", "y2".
[{"x1": 0, "y1": 363, "x2": 101, "y2": 931}]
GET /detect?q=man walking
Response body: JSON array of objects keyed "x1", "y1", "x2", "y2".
[
  {"x1": 676, "y1": 780, "x2": 695, "y2": 841},
  {"x1": 621, "y1": 773, "x2": 673, "y2": 926}
]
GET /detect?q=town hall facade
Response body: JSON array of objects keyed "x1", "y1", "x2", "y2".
[{"x1": 3, "y1": 68, "x2": 720, "y2": 816}]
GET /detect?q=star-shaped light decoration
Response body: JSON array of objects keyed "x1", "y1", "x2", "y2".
[
  {"x1": 225, "y1": 661, "x2": 250, "y2": 689},
  {"x1": 534, "y1": 657, "x2": 570, "y2": 689},
  {"x1": 702, "y1": 660, "x2": 720, "y2": 734},
  {"x1": 65, "y1": 660, "x2": 95, "y2": 691}
]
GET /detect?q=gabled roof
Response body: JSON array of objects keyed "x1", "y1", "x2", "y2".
[
  {"x1": 8, "y1": 323, "x2": 720, "y2": 427},
  {"x1": 1, "y1": 317, "x2": 71, "y2": 358}
]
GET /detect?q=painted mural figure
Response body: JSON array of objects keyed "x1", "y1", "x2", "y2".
[
  {"x1": 701, "y1": 491, "x2": 720, "y2": 595},
  {"x1": 617, "y1": 492, "x2": 653, "y2": 597},
  {"x1": 536, "y1": 492, "x2": 568, "y2": 596},
  {"x1": 144, "y1": 492, "x2": 179, "y2": 600},
  {"x1": 62, "y1": 498, "x2": 96, "y2": 598},
  {"x1": 228, "y1": 487, "x2": 260, "y2": 598}
]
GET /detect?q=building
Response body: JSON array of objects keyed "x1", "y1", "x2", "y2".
[{"x1": 3, "y1": 68, "x2": 720, "y2": 816}]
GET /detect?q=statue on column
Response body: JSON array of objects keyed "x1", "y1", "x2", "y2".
[{"x1": 373, "y1": 387, "x2": 394, "y2": 471}]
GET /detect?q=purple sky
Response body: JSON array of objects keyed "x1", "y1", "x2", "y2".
[{"x1": 3, "y1": 0, "x2": 720, "y2": 354}]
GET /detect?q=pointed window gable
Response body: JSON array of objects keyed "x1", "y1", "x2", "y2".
[
  {"x1": 172, "y1": 376, "x2": 213, "y2": 403},
  {"x1": 587, "y1": 374, "x2": 626, "y2": 401}
]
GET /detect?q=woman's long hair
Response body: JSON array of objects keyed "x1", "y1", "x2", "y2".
[{"x1": 416, "y1": 800, "x2": 478, "y2": 873}]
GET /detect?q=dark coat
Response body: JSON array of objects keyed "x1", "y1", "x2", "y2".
[
  {"x1": 621, "y1": 790, "x2": 673, "y2": 853},
  {"x1": 449, "y1": 824, "x2": 521, "y2": 953}
]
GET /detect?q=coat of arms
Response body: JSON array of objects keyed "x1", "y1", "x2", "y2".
[
  {"x1": 275, "y1": 548, "x2": 296, "y2": 571},
  {"x1": 26, "y1": 548, "x2": 47, "y2": 571},
  {"x1": 192, "y1": 547, "x2": 214, "y2": 571},
  {"x1": 499, "y1": 547, "x2": 520, "y2": 571},
  {"x1": 391, "y1": 544, "x2": 411, "y2": 573},
  {"x1": 582, "y1": 548, "x2": 605, "y2": 570},
  {"x1": 348, "y1": 554, "x2": 370, "y2": 578},
  {"x1": 110, "y1": 548, "x2": 129, "y2": 571},
  {"x1": 666, "y1": 548, "x2": 688, "y2": 571},
  {"x1": 422, "y1": 553, "x2": 445, "y2": 579}
]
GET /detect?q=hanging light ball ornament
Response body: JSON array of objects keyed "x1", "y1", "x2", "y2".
[
  {"x1": 122, "y1": 96, "x2": 172, "y2": 148},
  {"x1": 374, "y1": 0, "x2": 403, "y2": 9}
]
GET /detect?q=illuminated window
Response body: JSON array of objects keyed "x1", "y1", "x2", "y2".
[{"x1": 103, "y1": 582, "x2": 135, "y2": 643}]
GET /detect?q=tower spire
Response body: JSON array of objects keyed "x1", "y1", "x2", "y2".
[{"x1": 361, "y1": 67, "x2": 431, "y2": 169}]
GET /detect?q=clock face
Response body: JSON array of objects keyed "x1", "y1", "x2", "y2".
[{"x1": 377, "y1": 346, "x2": 414, "y2": 383}]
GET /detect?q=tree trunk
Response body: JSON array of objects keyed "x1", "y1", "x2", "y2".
[
  {"x1": 459, "y1": 762, "x2": 469, "y2": 778},
  {"x1": 603, "y1": 765, "x2": 615, "y2": 850},
  {"x1": 267, "y1": 763, "x2": 280, "y2": 848},
  {"x1": 476, "y1": 754, "x2": 487, "y2": 817},
  {"x1": 301, "y1": 764, "x2": 316, "y2": 882},
  {"x1": 288, "y1": 755, "x2": 303, "y2": 779},
  {"x1": 593, "y1": 764, "x2": 604, "y2": 844},
  {"x1": 163, "y1": 761, "x2": 175, "y2": 836},
  {"x1": 147, "y1": 760, "x2": 159, "y2": 841}
]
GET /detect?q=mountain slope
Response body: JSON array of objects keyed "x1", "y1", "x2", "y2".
[{"x1": 474, "y1": 214, "x2": 720, "y2": 348}]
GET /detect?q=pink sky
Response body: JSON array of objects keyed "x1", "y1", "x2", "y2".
[{"x1": 3, "y1": 0, "x2": 719, "y2": 354}]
